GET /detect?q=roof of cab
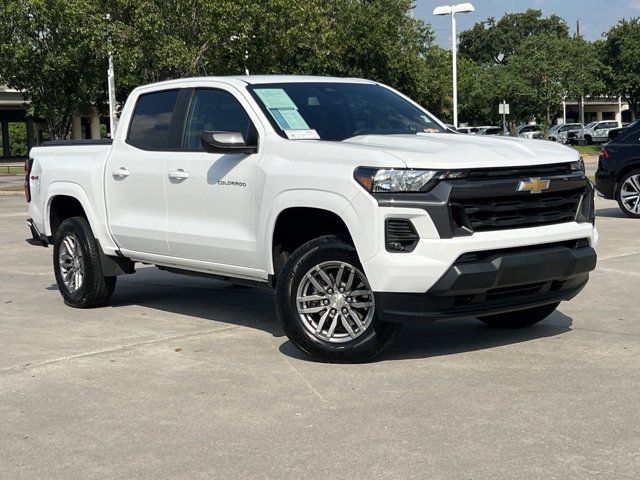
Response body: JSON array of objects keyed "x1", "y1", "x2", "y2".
[{"x1": 133, "y1": 75, "x2": 377, "y2": 92}]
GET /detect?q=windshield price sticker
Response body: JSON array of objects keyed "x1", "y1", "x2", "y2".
[
  {"x1": 255, "y1": 88, "x2": 312, "y2": 132},
  {"x1": 284, "y1": 129, "x2": 320, "y2": 140}
]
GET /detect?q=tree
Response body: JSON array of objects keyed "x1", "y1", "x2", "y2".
[
  {"x1": 504, "y1": 35, "x2": 606, "y2": 131},
  {"x1": 0, "y1": 0, "x2": 108, "y2": 139},
  {"x1": 1, "y1": 0, "x2": 450, "y2": 139},
  {"x1": 459, "y1": 9, "x2": 569, "y2": 65},
  {"x1": 600, "y1": 18, "x2": 640, "y2": 117}
]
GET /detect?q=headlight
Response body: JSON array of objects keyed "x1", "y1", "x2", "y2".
[
  {"x1": 354, "y1": 167, "x2": 463, "y2": 193},
  {"x1": 570, "y1": 158, "x2": 585, "y2": 173}
]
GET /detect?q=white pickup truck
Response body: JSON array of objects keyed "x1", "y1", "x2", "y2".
[{"x1": 26, "y1": 75, "x2": 597, "y2": 362}]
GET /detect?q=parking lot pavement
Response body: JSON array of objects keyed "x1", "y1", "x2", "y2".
[{"x1": 1, "y1": 195, "x2": 639, "y2": 480}]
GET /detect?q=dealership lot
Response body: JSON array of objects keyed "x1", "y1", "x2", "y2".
[{"x1": 1, "y1": 194, "x2": 639, "y2": 479}]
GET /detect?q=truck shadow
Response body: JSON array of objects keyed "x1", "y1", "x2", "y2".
[
  {"x1": 375, "y1": 312, "x2": 573, "y2": 361},
  {"x1": 106, "y1": 266, "x2": 574, "y2": 362}
]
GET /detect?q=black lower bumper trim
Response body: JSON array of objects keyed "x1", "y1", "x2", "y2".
[{"x1": 375, "y1": 243, "x2": 596, "y2": 323}]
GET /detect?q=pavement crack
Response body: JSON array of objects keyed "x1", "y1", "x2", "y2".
[
  {"x1": 0, "y1": 326, "x2": 239, "y2": 373},
  {"x1": 275, "y1": 346, "x2": 327, "y2": 402},
  {"x1": 596, "y1": 267, "x2": 640, "y2": 277}
]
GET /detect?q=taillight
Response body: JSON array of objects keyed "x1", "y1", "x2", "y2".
[
  {"x1": 601, "y1": 147, "x2": 610, "y2": 159},
  {"x1": 24, "y1": 159, "x2": 32, "y2": 203}
]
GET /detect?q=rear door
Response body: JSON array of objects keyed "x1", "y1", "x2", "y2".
[
  {"x1": 105, "y1": 89, "x2": 179, "y2": 255},
  {"x1": 164, "y1": 85, "x2": 264, "y2": 271}
]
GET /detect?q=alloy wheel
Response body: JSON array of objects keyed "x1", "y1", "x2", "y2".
[
  {"x1": 58, "y1": 234, "x2": 84, "y2": 293},
  {"x1": 296, "y1": 261, "x2": 375, "y2": 343},
  {"x1": 620, "y1": 174, "x2": 640, "y2": 214}
]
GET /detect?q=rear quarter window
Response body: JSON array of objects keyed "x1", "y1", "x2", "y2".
[{"x1": 127, "y1": 90, "x2": 179, "y2": 150}]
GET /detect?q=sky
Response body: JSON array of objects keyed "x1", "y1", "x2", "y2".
[{"x1": 414, "y1": 0, "x2": 640, "y2": 47}]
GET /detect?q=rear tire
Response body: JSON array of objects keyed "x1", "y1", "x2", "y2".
[
  {"x1": 275, "y1": 235, "x2": 400, "y2": 363},
  {"x1": 477, "y1": 302, "x2": 559, "y2": 329},
  {"x1": 616, "y1": 170, "x2": 640, "y2": 218},
  {"x1": 53, "y1": 217, "x2": 116, "y2": 308}
]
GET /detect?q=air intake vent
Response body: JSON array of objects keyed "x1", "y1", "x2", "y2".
[{"x1": 385, "y1": 219, "x2": 419, "y2": 252}]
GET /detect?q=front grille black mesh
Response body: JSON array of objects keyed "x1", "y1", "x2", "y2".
[
  {"x1": 465, "y1": 163, "x2": 574, "y2": 179},
  {"x1": 452, "y1": 188, "x2": 584, "y2": 232}
]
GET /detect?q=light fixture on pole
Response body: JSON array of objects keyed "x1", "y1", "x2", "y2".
[{"x1": 433, "y1": 3, "x2": 475, "y2": 129}]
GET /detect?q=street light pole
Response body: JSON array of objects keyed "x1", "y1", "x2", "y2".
[
  {"x1": 106, "y1": 14, "x2": 118, "y2": 137},
  {"x1": 433, "y1": 3, "x2": 475, "y2": 129},
  {"x1": 451, "y1": 10, "x2": 458, "y2": 129}
]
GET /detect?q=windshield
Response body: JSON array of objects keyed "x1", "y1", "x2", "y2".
[
  {"x1": 248, "y1": 82, "x2": 445, "y2": 141},
  {"x1": 586, "y1": 122, "x2": 597, "y2": 129}
]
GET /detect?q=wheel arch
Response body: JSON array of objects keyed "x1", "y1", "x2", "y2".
[
  {"x1": 45, "y1": 182, "x2": 118, "y2": 253},
  {"x1": 264, "y1": 190, "x2": 376, "y2": 280},
  {"x1": 614, "y1": 162, "x2": 640, "y2": 190}
]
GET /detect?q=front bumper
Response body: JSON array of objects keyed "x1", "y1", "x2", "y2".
[{"x1": 375, "y1": 241, "x2": 596, "y2": 323}]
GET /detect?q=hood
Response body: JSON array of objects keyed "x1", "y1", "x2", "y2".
[{"x1": 342, "y1": 133, "x2": 579, "y2": 170}]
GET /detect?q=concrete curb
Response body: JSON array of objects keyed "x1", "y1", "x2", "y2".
[{"x1": 0, "y1": 191, "x2": 23, "y2": 196}]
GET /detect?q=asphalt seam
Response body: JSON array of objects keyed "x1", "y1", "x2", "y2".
[
  {"x1": 596, "y1": 267, "x2": 640, "y2": 277},
  {"x1": 0, "y1": 325, "x2": 240, "y2": 373}
]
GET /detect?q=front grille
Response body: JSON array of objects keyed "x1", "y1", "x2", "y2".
[
  {"x1": 451, "y1": 187, "x2": 585, "y2": 232},
  {"x1": 465, "y1": 163, "x2": 574, "y2": 179}
]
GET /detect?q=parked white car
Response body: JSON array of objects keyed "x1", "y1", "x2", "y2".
[{"x1": 25, "y1": 75, "x2": 597, "y2": 362}]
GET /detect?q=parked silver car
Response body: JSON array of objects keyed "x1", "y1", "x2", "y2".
[
  {"x1": 457, "y1": 126, "x2": 480, "y2": 134},
  {"x1": 573, "y1": 120, "x2": 620, "y2": 144},
  {"x1": 549, "y1": 123, "x2": 583, "y2": 144},
  {"x1": 517, "y1": 124, "x2": 542, "y2": 139},
  {"x1": 477, "y1": 126, "x2": 502, "y2": 135}
]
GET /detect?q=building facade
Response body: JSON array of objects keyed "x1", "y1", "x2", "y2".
[
  {"x1": 0, "y1": 86, "x2": 107, "y2": 160},
  {"x1": 562, "y1": 97, "x2": 636, "y2": 125}
]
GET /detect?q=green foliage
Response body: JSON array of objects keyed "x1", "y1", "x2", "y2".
[
  {"x1": 0, "y1": 0, "x2": 449, "y2": 137},
  {"x1": 600, "y1": 18, "x2": 640, "y2": 116},
  {"x1": 458, "y1": 11, "x2": 606, "y2": 129},
  {"x1": 8, "y1": 123, "x2": 28, "y2": 157},
  {"x1": 459, "y1": 9, "x2": 569, "y2": 65},
  {"x1": 0, "y1": 0, "x2": 108, "y2": 139}
]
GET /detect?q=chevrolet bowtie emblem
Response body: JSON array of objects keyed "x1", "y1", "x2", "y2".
[{"x1": 517, "y1": 177, "x2": 550, "y2": 194}]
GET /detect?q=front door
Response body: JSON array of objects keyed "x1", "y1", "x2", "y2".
[
  {"x1": 105, "y1": 89, "x2": 180, "y2": 255},
  {"x1": 164, "y1": 86, "x2": 263, "y2": 272}
]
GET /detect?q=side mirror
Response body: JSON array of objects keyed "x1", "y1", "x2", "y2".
[{"x1": 201, "y1": 131, "x2": 257, "y2": 154}]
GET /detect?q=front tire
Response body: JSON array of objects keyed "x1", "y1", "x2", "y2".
[
  {"x1": 275, "y1": 236, "x2": 400, "y2": 363},
  {"x1": 616, "y1": 170, "x2": 640, "y2": 218},
  {"x1": 477, "y1": 302, "x2": 559, "y2": 329},
  {"x1": 53, "y1": 217, "x2": 116, "y2": 308}
]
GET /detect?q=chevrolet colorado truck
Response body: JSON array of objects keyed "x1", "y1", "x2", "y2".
[{"x1": 25, "y1": 75, "x2": 598, "y2": 362}]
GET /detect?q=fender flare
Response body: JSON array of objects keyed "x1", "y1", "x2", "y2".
[
  {"x1": 45, "y1": 181, "x2": 119, "y2": 254},
  {"x1": 261, "y1": 189, "x2": 378, "y2": 275}
]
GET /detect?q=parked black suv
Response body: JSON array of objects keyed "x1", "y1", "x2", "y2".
[{"x1": 595, "y1": 120, "x2": 640, "y2": 217}]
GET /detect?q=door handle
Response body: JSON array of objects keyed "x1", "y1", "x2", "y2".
[
  {"x1": 112, "y1": 167, "x2": 130, "y2": 179},
  {"x1": 168, "y1": 169, "x2": 190, "y2": 181}
]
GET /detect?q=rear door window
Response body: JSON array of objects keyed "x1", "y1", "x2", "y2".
[{"x1": 127, "y1": 90, "x2": 179, "y2": 150}]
